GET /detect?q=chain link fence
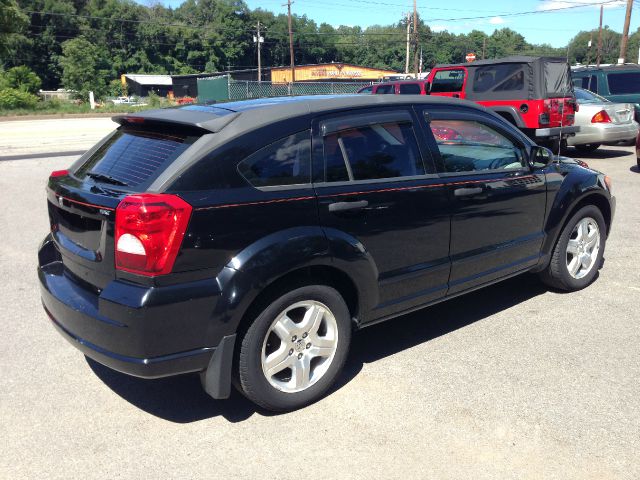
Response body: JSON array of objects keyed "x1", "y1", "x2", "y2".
[{"x1": 228, "y1": 80, "x2": 372, "y2": 100}]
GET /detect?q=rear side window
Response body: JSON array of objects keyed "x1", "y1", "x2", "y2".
[
  {"x1": 399, "y1": 83, "x2": 421, "y2": 94},
  {"x1": 322, "y1": 121, "x2": 425, "y2": 182},
  {"x1": 75, "y1": 127, "x2": 199, "y2": 187},
  {"x1": 430, "y1": 69, "x2": 465, "y2": 93},
  {"x1": 375, "y1": 84, "x2": 395, "y2": 94},
  {"x1": 238, "y1": 130, "x2": 311, "y2": 187},
  {"x1": 473, "y1": 64, "x2": 524, "y2": 92},
  {"x1": 607, "y1": 72, "x2": 640, "y2": 94},
  {"x1": 428, "y1": 119, "x2": 525, "y2": 172},
  {"x1": 581, "y1": 75, "x2": 598, "y2": 92}
]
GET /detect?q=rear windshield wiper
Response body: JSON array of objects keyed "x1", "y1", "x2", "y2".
[{"x1": 86, "y1": 171, "x2": 129, "y2": 187}]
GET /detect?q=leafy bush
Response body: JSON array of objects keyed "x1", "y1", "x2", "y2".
[
  {"x1": 0, "y1": 88, "x2": 38, "y2": 109},
  {"x1": 147, "y1": 90, "x2": 161, "y2": 107},
  {"x1": 2, "y1": 66, "x2": 42, "y2": 93}
]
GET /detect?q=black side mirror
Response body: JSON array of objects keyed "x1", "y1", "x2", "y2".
[{"x1": 529, "y1": 146, "x2": 554, "y2": 169}]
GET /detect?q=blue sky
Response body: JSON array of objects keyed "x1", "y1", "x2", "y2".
[{"x1": 148, "y1": 0, "x2": 637, "y2": 48}]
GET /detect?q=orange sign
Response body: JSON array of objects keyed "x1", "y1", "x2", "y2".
[{"x1": 465, "y1": 53, "x2": 477, "y2": 62}]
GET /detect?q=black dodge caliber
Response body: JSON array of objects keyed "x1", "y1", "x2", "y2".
[{"x1": 39, "y1": 95, "x2": 615, "y2": 411}]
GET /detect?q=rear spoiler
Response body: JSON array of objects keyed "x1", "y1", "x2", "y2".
[{"x1": 113, "y1": 106, "x2": 240, "y2": 133}]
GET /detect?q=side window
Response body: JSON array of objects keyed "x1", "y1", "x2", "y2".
[
  {"x1": 581, "y1": 75, "x2": 598, "y2": 92},
  {"x1": 430, "y1": 69, "x2": 465, "y2": 93},
  {"x1": 473, "y1": 64, "x2": 524, "y2": 92},
  {"x1": 375, "y1": 84, "x2": 395, "y2": 94},
  {"x1": 399, "y1": 83, "x2": 421, "y2": 94},
  {"x1": 322, "y1": 121, "x2": 426, "y2": 182},
  {"x1": 428, "y1": 118, "x2": 525, "y2": 172},
  {"x1": 238, "y1": 130, "x2": 311, "y2": 187}
]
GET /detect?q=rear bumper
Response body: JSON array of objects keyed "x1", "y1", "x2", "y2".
[
  {"x1": 566, "y1": 122, "x2": 639, "y2": 146},
  {"x1": 535, "y1": 126, "x2": 580, "y2": 139},
  {"x1": 38, "y1": 234, "x2": 230, "y2": 380}
]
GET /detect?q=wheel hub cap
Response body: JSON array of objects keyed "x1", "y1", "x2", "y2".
[{"x1": 566, "y1": 217, "x2": 600, "y2": 280}]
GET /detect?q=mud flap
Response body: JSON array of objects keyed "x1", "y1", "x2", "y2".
[{"x1": 200, "y1": 334, "x2": 236, "y2": 399}]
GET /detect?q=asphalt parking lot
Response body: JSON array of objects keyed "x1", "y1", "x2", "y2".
[{"x1": 1, "y1": 123, "x2": 639, "y2": 478}]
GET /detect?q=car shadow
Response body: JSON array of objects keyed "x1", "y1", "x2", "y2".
[
  {"x1": 565, "y1": 147, "x2": 630, "y2": 159},
  {"x1": 630, "y1": 165, "x2": 639, "y2": 173},
  {"x1": 87, "y1": 274, "x2": 548, "y2": 423}
]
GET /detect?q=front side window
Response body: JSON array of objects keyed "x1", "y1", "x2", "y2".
[
  {"x1": 323, "y1": 121, "x2": 425, "y2": 182},
  {"x1": 428, "y1": 118, "x2": 525, "y2": 172},
  {"x1": 238, "y1": 130, "x2": 311, "y2": 187},
  {"x1": 430, "y1": 69, "x2": 465, "y2": 93},
  {"x1": 607, "y1": 72, "x2": 640, "y2": 94}
]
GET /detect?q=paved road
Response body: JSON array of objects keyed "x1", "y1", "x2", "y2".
[
  {"x1": 0, "y1": 117, "x2": 117, "y2": 159},
  {"x1": 0, "y1": 138, "x2": 638, "y2": 478}
]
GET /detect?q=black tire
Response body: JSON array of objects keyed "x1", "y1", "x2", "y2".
[
  {"x1": 636, "y1": 156, "x2": 640, "y2": 170},
  {"x1": 539, "y1": 205, "x2": 606, "y2": 291},
  {"x1": 236, "y1": 285, "x2": 352, "y2": 412},
  {"x1": 574, "y1": 143, "x2": 601, "y2": 153}
]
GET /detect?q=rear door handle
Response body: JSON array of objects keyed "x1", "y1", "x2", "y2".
[
  {"x1": 454, "y1": 187, "x2": 483, "y2": 197},
  {"x1": 328, "y1": 200, "x2": 369, "y2": 212}
]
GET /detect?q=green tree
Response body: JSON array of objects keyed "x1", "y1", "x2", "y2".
[
  {"x1": 58, "y1": 37, "x2": 108, "y2": 99},
  {"x1": 0, "y1": 0, "x2": 29, "y2": 59},
  {"x1": 2, "y1": 65, "x2": 41, "y2": 93}
]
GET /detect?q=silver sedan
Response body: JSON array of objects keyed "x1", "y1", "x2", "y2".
[{"x1": 567, "y1": 87, "x2": 639, "y2": 153}]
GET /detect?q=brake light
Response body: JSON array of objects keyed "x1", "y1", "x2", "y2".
[
  {"x1": 50, "y1": 169, "x2": 69, "y2": 178},
  {"x1": 591, "y1": 110, "x2": 612, "y2": 123},
  {"x1": 115, "y1": 194, "x2": 192, "y2": 276}
]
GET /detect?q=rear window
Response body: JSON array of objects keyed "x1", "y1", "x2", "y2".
[
  {"x1": 607, "y1": 72, "x2": 640, "y2": 94},
  {"x1": 399, "y1": 83, "x2": 421, "y2": 94},
  {"x1": 75, "y1": 127, "x2": 200, "y2": 188}
]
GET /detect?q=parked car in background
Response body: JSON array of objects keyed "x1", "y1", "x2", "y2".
[
  {"x1": 571, "y1": 64, "x2": 640, "y2": 122},
  {"x1": 566, "y1": 87, "x2": 638, "y2": 152},
  {"x1": 110, "y1": 96, "x2": 137, "y2": 105},
  {"x1": 39, "y1": 95, "x2": 614, "y2": 411},
  {"x1": 357, "y1": 80, "x2": 429, "y2": 95},
  {"x1": 426, "y1": 56, "x2": 578, "y2": 149}
]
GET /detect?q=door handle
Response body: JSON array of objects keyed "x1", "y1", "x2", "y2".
[
  {"x1": 328, "y1": 200, "x2": 369, "y2": 212},
  {"x1": 454, "y1": 187, "x2": 483, "y2": 197},
  {"x1": 452, "y1": 93, "x2": 460, "y2": 98}
]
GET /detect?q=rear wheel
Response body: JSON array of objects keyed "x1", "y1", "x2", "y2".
[
  {"x1": 540, "y1": 205, "x2": 606, "y2": 291},
  {"x1": 574, "y1": 143, "x2": 601, "y2": 153},
  {"x1": 237, "y1": 285, "x2": 352, "y2": 411}
]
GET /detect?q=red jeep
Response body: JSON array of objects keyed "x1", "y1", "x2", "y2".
[{"x1": 426, "y1": 56, "x2": 578, "y2": 147}]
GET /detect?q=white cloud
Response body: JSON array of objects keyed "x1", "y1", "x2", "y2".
[
  {"x1": 537, "y1": 0, "x2": 625, "y2": 11},
  {"x1": 489, "y1": 16, "x2": 505, "y2": 25},
  {"x1": 431, "y1": 24, "x2": 450, "y2": 32}
]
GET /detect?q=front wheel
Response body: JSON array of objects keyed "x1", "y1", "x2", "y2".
[
  {"x1": 540, "y1": 205, "x2": 606, "y2": 291},
  {"x1": 237, "y1": 285, "x2": 352, "y2": 411}
]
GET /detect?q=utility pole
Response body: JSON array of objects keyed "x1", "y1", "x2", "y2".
[
  {"x1": 253, "y1": 21, "x2": 264, "y2": 82},
  {"x1": 482, "y1": 37, "x2": 486, "y2": 60},
  {"x1": 585, "y1": 33, "x2": 593, "y2": 67},
  {"x1": 412, "y1": 0, "x2": 419, "y2": 77},
  {"x1": 596, "y1": 4, "x2": 603, "y2": 67},
  {"x1": 619, "y1": 0, "x2": 633, "y2": 63},
  {"x1": 286, "y1": 0, "x2": 296, "y2": 82},
  {"x1": 405, "y1": 12, "x2": 411, "y2": 74}
]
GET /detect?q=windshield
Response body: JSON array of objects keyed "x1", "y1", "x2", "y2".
[
  {"x1": 607, "y1": 72, "x2": 640, "y2": 94},
  {"x1": 575, "y1": 88, "x2": 609, "y2": 103}
]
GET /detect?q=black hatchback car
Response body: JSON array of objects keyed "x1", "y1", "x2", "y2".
[{"x1": 39, "y1": 95, "x2": 615, "y2": 411}]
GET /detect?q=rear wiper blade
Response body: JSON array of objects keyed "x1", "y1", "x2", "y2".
[{"x1": 86, "y1": 171, "x2": 128, "y2": 186}]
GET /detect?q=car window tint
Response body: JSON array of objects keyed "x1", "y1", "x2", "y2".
[
  {"x1": 359, "y1": 86, "x2": 373, "y2": 94},
  {"x1": 399, "y1": 83, "x2": 421, "y2": 94},
  {"x1": 238, "y1": 130, "x2": 311, "y2": 187},
  {"x1": 323, "y1": 121, "x2": 425, "y2": 181},
  {"x1": 375, "y1": 84, "x2": 395, "y2": 94},
  {"x1": 607, "y1": 72, "x2": 640, "y2": 94},
  {"x1": 428, "y1": 119, "x2": 525, "y2": 172},
  {"x1": 75, "y1": 127, "x2": 200, "y2": 187},
  {"x1": 581, "y1": 75, "x2": 598, "y2": 92},
  {"x1": 430, "y1": 69, "x2": 465, "y2": 93},
  {"x1": 473, "y1": 64, "x2": 524, "y2": 92}
]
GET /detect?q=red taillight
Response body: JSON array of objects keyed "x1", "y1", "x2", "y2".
[
  {"x1": 591, "y1": 110, "x2": 612, "y2": 123},
  {"x1": 50, "y1": 169, "x2": 69, "y2": 178},
  {"x1": 115, "y1": 194, "x2": 192, "y2": 276}
]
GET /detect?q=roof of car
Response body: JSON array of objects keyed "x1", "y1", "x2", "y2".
[
  {"x1": 114, "y1": 94, "x2": 481, "y2": 133},
  {"x1": 434, "y1": 56, "x2": 567, "y2": 69},
  {"x1": 571, "y1": 63, "x2": 640, "y2": 73}
]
